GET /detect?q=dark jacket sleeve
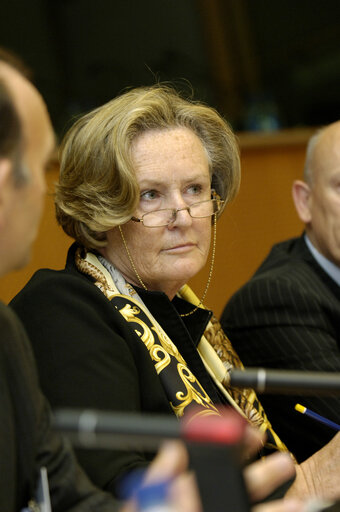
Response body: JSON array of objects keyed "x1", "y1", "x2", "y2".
[
  {"x1": 10, "y1": 268, "x2": 171, "y2": 496},
  {"x1": 221, "y1": 273, "x2": 340, "y2": 462},
  {"x1": 0, "y1": 303, "x2": 119, "y2": 511}
]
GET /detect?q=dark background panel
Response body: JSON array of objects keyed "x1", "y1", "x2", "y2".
[{"x1": 1, "y1": 0, "x2": 340, "y2": 135}]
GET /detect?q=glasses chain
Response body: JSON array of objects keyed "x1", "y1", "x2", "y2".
[
  {"x1": 119, "y1": 225, "x2": 148, "y2": 291},
  {"x1": 119, "y1": 214, "x2": 217, "y2": 317},
  {"x1": 180, "y1": 213, "x2": 216, "y2": 317}
]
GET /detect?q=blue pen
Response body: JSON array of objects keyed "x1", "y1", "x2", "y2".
[{"x1": 295, "y1": 403, "x2": 340, "y2": 432}]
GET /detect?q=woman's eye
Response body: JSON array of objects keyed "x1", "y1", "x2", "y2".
[
  {"x1": 141, "y1": 190, "x2": 159, "y2": 201},
  {"x1": 187, "y1": 184, "x2": 203, "y2": 195}
]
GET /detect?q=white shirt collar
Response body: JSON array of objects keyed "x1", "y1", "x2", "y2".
[{"x1": 304, "y1": 234, "x2": 340, "y2": 286}]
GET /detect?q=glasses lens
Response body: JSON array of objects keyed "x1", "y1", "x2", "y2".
[
  {"x1": 142, "y1": 209, "x2": 174, "y2": 227},
  {"x1": 141, "y1": 199, "x2": 221, "y2": 227},
  {"x1": 190, "y1": 199, "x2": 218, "y2": 218}
]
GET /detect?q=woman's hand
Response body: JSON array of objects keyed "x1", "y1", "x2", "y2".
[{"x1": 286, "y1": 432, "x2": 340, "y2": 501}]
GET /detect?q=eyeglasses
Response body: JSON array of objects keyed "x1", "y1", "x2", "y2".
[{"x1": 131, "y1": 192, "x2": 223, "y2": 228}]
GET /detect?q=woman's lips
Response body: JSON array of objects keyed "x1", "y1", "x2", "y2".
[{"x1": 163, "y1": 243, "x2": 196, "y2": 253}]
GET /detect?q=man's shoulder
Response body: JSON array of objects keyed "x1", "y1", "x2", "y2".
[
  {"x1": 0, "y1": 300, "x2": 23, "y2": 332},
  {"x1": 0, "y1": 302, "x2": 16, "y2": 339},
  {"x1": 235, "y1": 236, "x2": 322, "y2": 293},
  {"x1": 254, "y1": 236, "x2": 308, "y2": 277},
  {"x1": 221, "y1": 236, "x2": 339, "y2": 332},
  {"x1": 0, "y1": 301, "x2": 32, "y2": 360},
  {"x1": 225, "y1": 236, "x2": 324, "y2": 309}
]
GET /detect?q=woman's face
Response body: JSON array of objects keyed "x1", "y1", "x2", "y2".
[{"x1": 103, "y1": 127, "x2": 212, "y2": 299}]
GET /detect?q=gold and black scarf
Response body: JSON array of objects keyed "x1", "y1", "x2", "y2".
[{"x1": 75, "y1": 248, "x2": 288, "y2": 454}]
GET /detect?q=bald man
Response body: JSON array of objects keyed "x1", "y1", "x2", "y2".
[{"x1": 221, "y1": 122, "x2": 340, "y2": 463}]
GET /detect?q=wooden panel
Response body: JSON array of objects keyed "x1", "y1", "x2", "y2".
[{"x1": 1, "y1": 130, "x2": 311, "y2": 320}]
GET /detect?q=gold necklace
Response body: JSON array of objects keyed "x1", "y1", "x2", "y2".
[{"x1": 118, "y1": 215, "x2": 217, "y2": 317}]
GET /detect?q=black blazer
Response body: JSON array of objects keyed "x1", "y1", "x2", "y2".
[
  {"x1": 10, "y1": 243, "x2": 221, "y2": 496},
  {"x1": 221, "y1": 235, "x2": 340, "y2": 462},
  {"x1": 0, "y1": 301, "x2": 117, "y2": 511}
]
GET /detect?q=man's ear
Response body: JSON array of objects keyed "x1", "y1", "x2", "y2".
[
  {"x1": 292, "y1": 180, "x2": 312, "y2": 223},
  {"x1": 0, "y1": 158, "x2": 13, "y2": 222},
  {"x1": 0, "y1": 157, "x2": 12, "y2": 183}
]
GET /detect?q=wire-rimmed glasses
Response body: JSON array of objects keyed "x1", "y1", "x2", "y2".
[{"x1": 131, "y1": 190, "x2": 223, "y2": 228}]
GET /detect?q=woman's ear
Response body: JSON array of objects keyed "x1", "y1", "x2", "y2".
[{"x1": 292, "y1": 180, "x2": 312, "y2": 223}]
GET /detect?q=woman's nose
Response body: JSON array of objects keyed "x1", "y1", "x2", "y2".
[{"x1": 168, "y1": 206, "x2": 193, "y2": 228}]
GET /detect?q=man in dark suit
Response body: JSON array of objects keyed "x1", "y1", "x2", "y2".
[
  {"x1": 221, "y1": 121, "x2": 340, "y2": 464},
  {"x1": 0, "y1": 51, "x2": 125, "y2": 512}
]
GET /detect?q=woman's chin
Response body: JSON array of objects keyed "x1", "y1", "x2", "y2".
[{"x1": 168, "y1": 261, "x2": 205, "y2": 286}]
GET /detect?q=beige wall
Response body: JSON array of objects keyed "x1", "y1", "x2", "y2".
[{"x1": 1, "y1": 128, "x2": 314, "y2": 317}]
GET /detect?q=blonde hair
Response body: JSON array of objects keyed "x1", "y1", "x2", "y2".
[{"x1": 56, "y1": 84, "x2": 241, "y2": 248}]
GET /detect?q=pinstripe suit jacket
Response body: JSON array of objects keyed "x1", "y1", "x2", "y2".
[{"x1": 221, "y1": 235, "x2": 340, "y2": 462}]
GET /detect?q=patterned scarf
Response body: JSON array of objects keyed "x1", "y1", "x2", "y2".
[{"x1": 75, "y1": 247, "x2": 288, "y2": 454}]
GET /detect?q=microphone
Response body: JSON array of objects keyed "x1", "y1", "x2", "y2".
[
  {"x1": 228, "y1": 368, "x2": 340, "y2": 395},
  {"x1": 53, "y1": 408, "x2": 250, "y2": 512},
  {"x1": 52, "y1": 407, "x2": 246, "y2": 450},
  {"x1": 53, "y1": 409, "x2": 179, "y2": 450}
]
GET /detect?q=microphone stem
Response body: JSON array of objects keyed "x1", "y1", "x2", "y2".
[{"x1": 229, "y1": 368, "x2": 340, "y2": 395}]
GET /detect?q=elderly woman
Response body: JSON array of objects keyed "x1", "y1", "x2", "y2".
[{"x1": 11, "y1": 85, "x2": 340, "y2": 502}]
